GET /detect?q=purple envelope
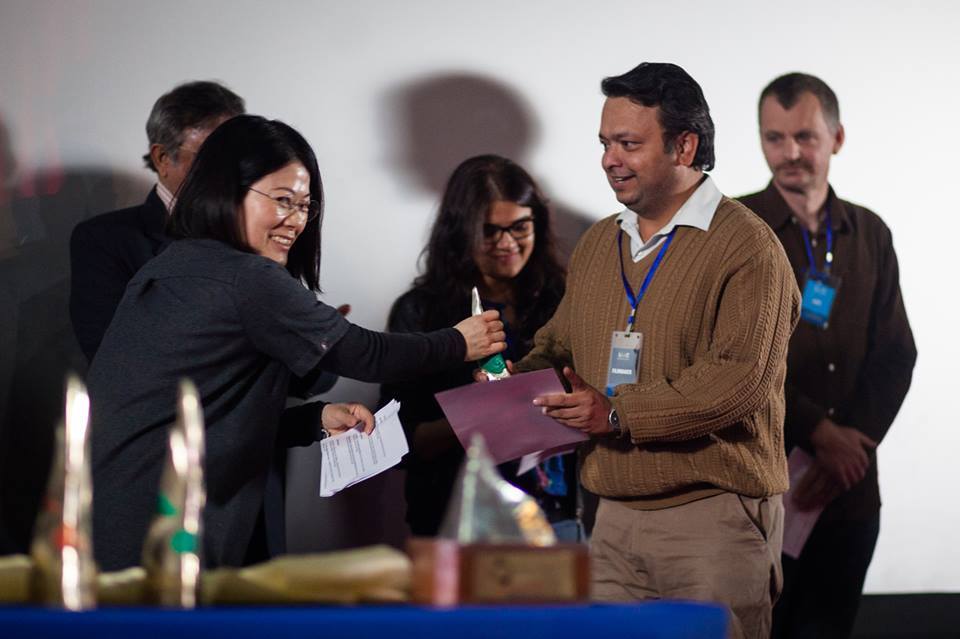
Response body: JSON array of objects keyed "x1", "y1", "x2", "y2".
[
  {"x1": 782, "y1": 448, "x2": 828, "y2": 559},
  {"x1": 434, "y1": 368, "x2": 588, "y2": 464}
]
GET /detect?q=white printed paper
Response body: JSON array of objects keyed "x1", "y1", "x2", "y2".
[{"x1": 318, "y1": 400, "x2": 408, "y2": 497}]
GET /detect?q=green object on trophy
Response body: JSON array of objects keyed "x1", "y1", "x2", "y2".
[
  {"x1": 471, "y1": 286, "x2": 510, "y2": 380},
  {"x1": 141, "y1": 379, "x2": 206, "y2": 608}
]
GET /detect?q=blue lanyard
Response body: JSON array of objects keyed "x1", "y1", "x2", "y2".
[
  {"x1": 617, "y1": 227, "x2": 676, "y2": 332},
  {"x1": 801, "y1": 207, "x2": 834, "y2": 276}
]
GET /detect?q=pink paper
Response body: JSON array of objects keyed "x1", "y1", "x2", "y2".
[
  {"x1": 434, "y1": 368, "x2": 588, "y2": 464},
  {"x1": 782, "y1": 448, "x2": 828, "y2": 559}
]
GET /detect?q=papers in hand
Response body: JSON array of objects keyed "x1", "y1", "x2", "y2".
[
  {"x1": 434, "y1": 369, "x2": 588, "y2": 465},
  {"x1": 318, "y1": 400, "x2": 407, "y2": 497},
  {"x1": 782, "y1": 447, "x2": 829, "y2": 559}
]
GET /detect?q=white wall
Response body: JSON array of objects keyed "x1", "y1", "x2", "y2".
[{"x1": 1, "y1": 0, "x2": 956, "y2": 593}]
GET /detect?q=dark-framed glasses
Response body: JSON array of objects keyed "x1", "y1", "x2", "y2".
[
  {"x1": 482, "y1": 216, "x2": 535, "y2": 244},
  {"x1": 248, "y1": 187, "x2": 321, "y2": 223}
]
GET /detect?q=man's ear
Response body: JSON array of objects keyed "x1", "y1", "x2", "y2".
[
  {"x1": 832, "y1": 123, "x2": 845, "y2": 155},
  {"x1": 674, "y1": 131, "x2": 700, "y2": 167},
  {"x1": 149, "y1": 143, "x2": 169, "y2": 178}
]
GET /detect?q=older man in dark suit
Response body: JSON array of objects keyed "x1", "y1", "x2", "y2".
[{"x1": 70, "y1": 81, "x2": 245, "y2": 361}]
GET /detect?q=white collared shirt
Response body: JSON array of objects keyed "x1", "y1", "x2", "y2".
[
  {"x1": 156, "y1": 182, "x2": 175, "y2": 213},
  {"x1": 616, "y1": 175, "x2": 723, "y2": 262}
]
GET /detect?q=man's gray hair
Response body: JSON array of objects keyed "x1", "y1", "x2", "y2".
[{"x1": 142, "y1": 80, "x2": 245, "y2": 172}]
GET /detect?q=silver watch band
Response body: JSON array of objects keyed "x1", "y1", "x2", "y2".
[{"x1": 607, "y1": 407, "x2": 621, "y2": 436}]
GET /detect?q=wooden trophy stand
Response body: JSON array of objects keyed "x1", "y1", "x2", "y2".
[{"x1": 407, "y1": 538, "x2": 589, "y2": 606}]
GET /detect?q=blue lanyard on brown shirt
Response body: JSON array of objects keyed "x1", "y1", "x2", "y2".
[{"x1": 617, "y1": 227, "x2": 677, "y2": 333}]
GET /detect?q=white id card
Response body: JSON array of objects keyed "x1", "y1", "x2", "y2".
[{"x1": 605, "y1": 331, "x2": 643, "y2": 397}]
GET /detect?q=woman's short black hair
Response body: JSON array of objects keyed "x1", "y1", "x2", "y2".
[
  {"x1": 413, "y1": 154, "x2": 565, "y2": 336},
  {"x1": 601, "y1": 62, "x2": 716, "y2": 171},
  {"x1": 167, "y1": 114, "x2": 324, "y2": 291}
]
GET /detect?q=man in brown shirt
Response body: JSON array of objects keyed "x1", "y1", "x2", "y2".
[
  {"x1": 739, "y1": 73, "x2": 917, "y2": 638},
  {"x1": 517, "y1": 62, "x2": 800, "y2": 638}
]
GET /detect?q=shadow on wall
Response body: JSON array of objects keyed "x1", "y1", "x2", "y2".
[
  {"x1": 0, "y1": 113, "x2": 151, "y2": 553},
  {"x1": 285, "y1": 72, "x2": 595, "y2": 555},
  {"x1": 388, "y1": 71, "x2": 593, "y2": 262}
]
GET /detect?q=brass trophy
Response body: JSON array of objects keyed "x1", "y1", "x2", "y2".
[
  {"x1": 408, "y1": 435, "x2": 589, "y2": 605},
  {"x1": 141, "y1": 380, "x2": 206, "y2": 607},
  {"x1": 201, "y1": 546, "x2": 412, "y2": 605},
  {"x1": 30, "y1": 374, "x2": 97, "y2": 610}
]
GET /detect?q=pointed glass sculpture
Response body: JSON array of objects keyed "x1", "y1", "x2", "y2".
[
  {"x1": 30, "y1": 374, "x2": 97, "y2": 610},
  {"x1": 438, "y1": 434, "x2": 556, "y2": 546},
  {"x1": 141, "y1": 379, "x2": 206, "y2": 607}
]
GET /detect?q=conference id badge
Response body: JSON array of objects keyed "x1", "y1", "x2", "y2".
[
  {"x1": 800, "y1": 270, "x2": 841, "y2": 329},
  {"x1": 605, "y1": 331, "x2": 643, "y2": 397}
]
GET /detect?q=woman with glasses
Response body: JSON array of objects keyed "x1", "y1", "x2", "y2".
[
  {"x1": 380, "y1": 154, "x2": 580, "y2": 540},
  {"x1": 87, "y1": 116, "x2": 506, "y2": 571}
]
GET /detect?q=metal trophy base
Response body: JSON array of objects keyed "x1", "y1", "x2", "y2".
[{"x1": 407, "y1": 538, "x2": 589, "y2": 606}]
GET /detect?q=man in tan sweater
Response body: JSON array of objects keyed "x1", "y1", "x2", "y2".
[{"x1": 517, "y1": 63, "x2": 801, "y2": 638}]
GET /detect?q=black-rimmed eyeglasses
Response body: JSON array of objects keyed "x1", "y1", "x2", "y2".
[
  {"x1": 248, "y1": 187, "x2": 321, "y2": 223},
  {"x1": 482, "y1": 216, "x2": 535, "y2": 244}
]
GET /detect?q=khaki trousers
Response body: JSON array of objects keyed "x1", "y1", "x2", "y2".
[{"x1": 591, "y1": 493, "x2": 784, "y2": 639}]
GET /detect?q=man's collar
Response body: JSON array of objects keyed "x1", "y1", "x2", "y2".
[
  {"x1": 617, "y1": 174, "x2": 722, "y2": 234},
  {"x1": 758, "y1": 181, "x2": 850, "y2": 233},
  {"x1": 669, "y1": 174, "x2": 722, "y2": 232},
  {"x1": 616, "y1": 175, "x2": 722, "y2": 261},
  {"x1": 155, "y1": 181, "x2": 175, "y2": 212},
  {"x1": 142, "y1": 186, "x2": 171, "y2": 245},
  {"x1": 824, "y1": 188, "x2": 851, "y2": 232}
]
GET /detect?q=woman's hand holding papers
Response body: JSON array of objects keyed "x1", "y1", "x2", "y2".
[{"x1": 322, "y1": 402, "x2": 375, "y2": 436}]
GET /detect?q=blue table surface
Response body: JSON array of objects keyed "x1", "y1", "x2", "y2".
[{"x1": 0, "y1": 601, "x2": 727, "y2": 639}]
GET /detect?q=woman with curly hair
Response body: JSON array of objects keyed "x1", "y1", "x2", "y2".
[{"x1": 381, "y1": 154, "x2": 579, "y2": 540}]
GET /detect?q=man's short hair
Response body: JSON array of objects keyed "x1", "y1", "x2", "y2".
[
  {"x1": 601, "y1": 62, "x2": 715, "y2": 172},
  {"x1": 759, "y1": 73, "x2": 840, "y2": 132},
  {"x1": 142, "y1": 81, "x2": 245, "y2": 172}
]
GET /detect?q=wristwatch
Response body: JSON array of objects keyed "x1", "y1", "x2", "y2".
[{"x1": 607, "y1": 407, "x2": 622, "y2": 437}]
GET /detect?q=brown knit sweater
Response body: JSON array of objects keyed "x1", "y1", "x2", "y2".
[{"x1": 517, "y1": 197, "x2": 800, "y2": 507}]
